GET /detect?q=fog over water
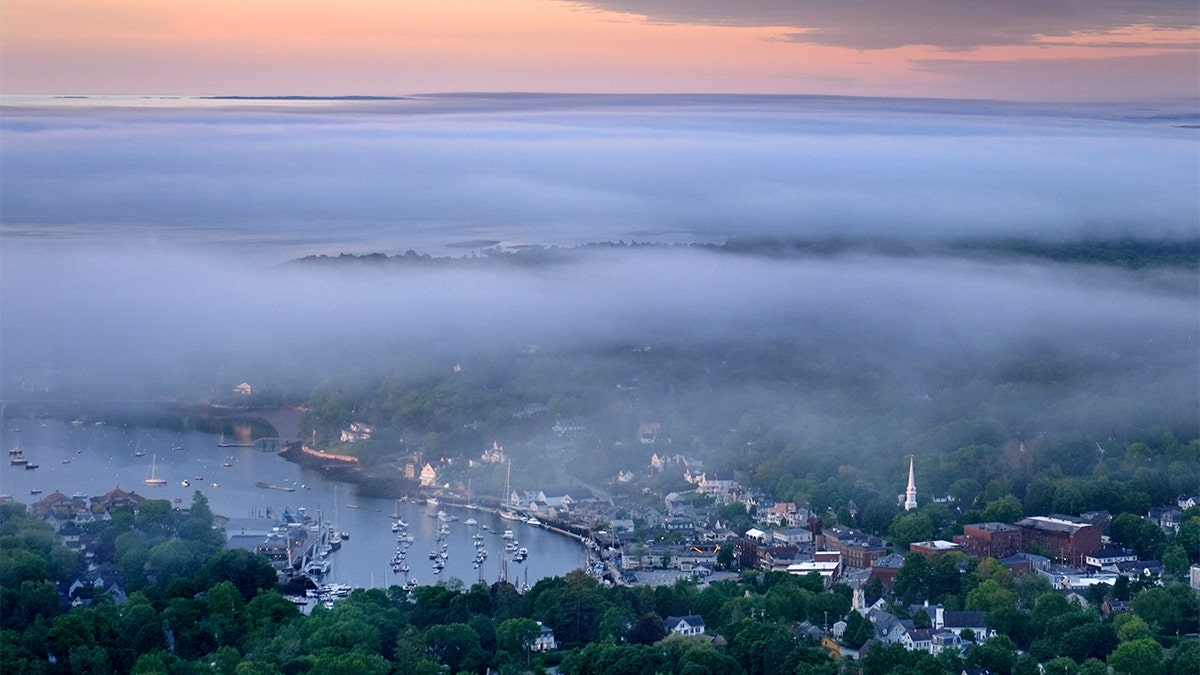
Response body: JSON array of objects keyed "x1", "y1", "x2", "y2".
[{"x1": 1, "y1": 94, "x2": 1196, "y2": 426}]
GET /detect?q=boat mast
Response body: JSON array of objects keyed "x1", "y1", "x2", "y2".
[{"x1": 504, "y1": 460, "x2": 511, "y2": 506}]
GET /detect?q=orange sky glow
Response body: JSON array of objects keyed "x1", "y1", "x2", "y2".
[{"x1": 1, "y1": 0, "x2": 1196, "y2": 100}]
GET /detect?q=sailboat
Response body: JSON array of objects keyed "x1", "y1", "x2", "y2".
[
  {"x1": 466, "y1": 478, "x2": 478, "y2": 510},
  {"x1": 9, "y1": 438, "x2": 27, "y2": 466},
  {"x1": 144, "y1": 455, "x2": 167, "y2": 486},
  {"x1": 329, "y1": 486, "x2": 344, "y2": 549}
]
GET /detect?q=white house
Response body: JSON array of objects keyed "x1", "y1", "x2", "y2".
[
  {"x1": 663, "y1": 615, "x2": 706, "y2": 636},
  {"x1": 773, "y1": 527, "x2": 815, "y2": 546},
  {"x1": 532, "y1": 622, "x2": 557, "y2": 651},
  {"x1": 786, "y1": 561, "x2": 841, "y2": 586},
  {"x1": 482, "y1": 441, "x2": 506, "y2": 464},
  {"x1": 552, "y1": 418, "x2": 586, "y2": 437},
  {"x1": 419, "y1": 463, "x2": 438, "y2": 487}
]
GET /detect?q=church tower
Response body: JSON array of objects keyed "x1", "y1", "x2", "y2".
[{"x1": 904, "y1": 454, "x2": 918, "y2": 511}]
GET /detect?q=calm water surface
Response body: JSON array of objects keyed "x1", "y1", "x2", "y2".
[{"x1": 0, "y1": 419, "x2": 589, "y2": 590}]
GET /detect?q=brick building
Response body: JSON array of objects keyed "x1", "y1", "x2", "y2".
[
  {"x1": 821, "y1": 525, "x2": 888, "y2": 569},
  {"x1": 1015, "y1": 516, "x2": 1102, "y2": 567},
  {"x1": 953, "y1": 522, "x2": 1024, "y2": 559}
]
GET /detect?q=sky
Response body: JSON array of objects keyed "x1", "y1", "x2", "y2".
[{"x1": 1, "y1": 0, "x2": 1197, "y2": 101}]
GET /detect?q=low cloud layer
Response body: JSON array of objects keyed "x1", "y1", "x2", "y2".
[
  {"x1": 574, "y1": 1, "x2": 1199, "y2": 51},
  {"x1": 1, "y1": 96, "x2": 1196, "y2": 254},
  {"x1": 0, "y1": 96, "x2": 1196, "y2": 434}
]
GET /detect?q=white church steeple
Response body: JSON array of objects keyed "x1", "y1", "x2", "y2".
[{"x1": 904, "y1": 454, "x2": 918, "y2": 511}]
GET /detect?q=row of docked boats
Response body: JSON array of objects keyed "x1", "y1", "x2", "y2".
[
  {"x1": 390, "y1": 509, "x2": 414, "y2": 577},
  {"x1": 499, "y1": 508, "x2": 543, "y2": 527}
]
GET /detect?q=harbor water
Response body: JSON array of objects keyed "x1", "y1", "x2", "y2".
[{"x1": 0, "y1": 418, "x2": 591, "y2": 591}]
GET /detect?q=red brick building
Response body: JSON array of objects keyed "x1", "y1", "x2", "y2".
[
  {"x1": 953, "y1": 522, "x2": 1024, "y2": 559},
  {"x1": 1015, "y1": 516, "x2": 1102, "y2": 567}
]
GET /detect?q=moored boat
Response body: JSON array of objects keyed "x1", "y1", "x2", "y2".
[{"x1": 144, "y1": 455, "x2": 167, "y2": 486}]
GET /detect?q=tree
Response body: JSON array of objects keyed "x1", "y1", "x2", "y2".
[
  {"x1": 1177, "y1": 516, "x2": 1200, "y2": 565},
  {"x1": 968, "y1": 634, "x2": 1017, "y2": 675},
  {"x1": 551, "y1": 569, "x2": 607, "y2": 644},
  {"x1": 205, "y1": 549, "x2": 278, "y2": 601},
  {"x1": 308, "y1": 651, "x2": 391, "y2": 675},
  {"x1": 864, "y1": 642, "x2": 927, "y2": 675},
  {"x1": 559, "y1": 641, "x2": 664, "y2": 675},
  {"x1": 842, "y1": 611, "x2": 874, "y2": 649},
  {"x1": 981, "y1": 495, "x2": 1023, "y2": 524},
  {"x1": 205, "y1": 581, "x2": 247, "y2": 649},
  {"x1": 966, "y1": 578, "x2": 1017, "y2": 615},
  {"x1": 1108, "y1": 638, "x2": 1164, "y2": 675},
  {"x1": 1110, "y1": 513, "x2": 1165, "y2": 560},
  {"x1": 495, "y1": 617, "x2": 541, "y2": 660},
  {"x1": 728, "y1": 619, "x2": 796, "y2": 675},
  {"x1": 657, "y1": 634, "x2": 743, "y2": 675},
  {"x1": 1167, "y1": 638, "x2": 1200, "y2": 675},
  {"x1": 889, "y1": 512, "x2": 934, "y2": 548},
  {"x1": 1133, "y1": 587, "x2": 1182, "y2": 636},
  {"x1": 1161, "y1": 543, "x2": 1189, "y2": 576},
  {"x1": 864, "y1": 576, "x2": 884, "y2": 606},
  {"x1": 949, "y1": 478, "x2": 984, "y2": 507},
  {"x1": 715, "y1": 502, "x2": 752, "y2": 535},
  {"x1": 717, "y1": 542, "x2": 736, "y2": 570},
  {"x1": 306, "y1": 605, "x2": 382, "y2": 657},
  {"x1": 133, "y1": 500, "x2": 174, "y2": 533},
  {"x1": 893, "y1": 553, "x2": 930, "y2": 604},
  {"x1": 1112, "y1": 614, "x2": 1153, "y2": 644},
  {"x1": 422, "y1": 623, "x2": 483, "y2": 673},
  {"x1": 629, "y1": 614, "x2": 667, "y2": 645}
]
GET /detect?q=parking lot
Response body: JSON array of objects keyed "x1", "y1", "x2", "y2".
[{"x1": 626, "y1": 569, "x2": 739, "y2": 587}]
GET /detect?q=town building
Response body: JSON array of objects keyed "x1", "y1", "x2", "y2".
[
  {"x1": 1085, "y1": 545, "x2": 1138, "y2": 570},
  {"x1": 909, "y1": 540, "x2": 961, "y2": 555},
  {"x1": 419, "y1": 463, "x2": 438, "y2": 487},
  {"x1": 29, "y1": 490, "x2": 89, "y2": 520},
  {"x1": 1015, "y1": 516, "x2": 1102, "y2": 567},
  {"x1": 481, "y1": 441, "x2": 506, "y2": 464},
  {"x1": 773, "y1": 526, "x2": 815, "y2": 546},
  {"x1": 869, "y1": 552, "x2": 907, "y2": 590},
  {"x1": 953, "y1": 522, "x2": 1023, "y2": 559},
  {"x1": 821, "y1": 525, "x2": 888, "y2": 569},
  {"x1": 90, "y1": 486, "x2": 146, "y2": 513}
]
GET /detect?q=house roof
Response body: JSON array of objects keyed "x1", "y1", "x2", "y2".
[
  {"x1": 872, "y1": 553, "x2": 906, "y2": 569},
  {"x1": 942, "y1": 611, "x2": 986, "y2": 628},
  {"x1": 664, "y1": 615, "x2": 705, "y2": 629},
  {"x1": 1017, "y1": 516, "x2": 1092, "y2": 534}
]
